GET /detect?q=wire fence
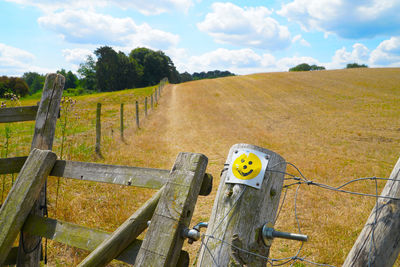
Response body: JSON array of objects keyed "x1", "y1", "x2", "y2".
[{"x1": 194, "y1": 160, "x2": 397, "y2": 267}]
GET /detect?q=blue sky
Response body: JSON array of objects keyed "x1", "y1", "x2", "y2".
[{"x1": 1, "y1": 0, "x2": 400, "y2": 76}]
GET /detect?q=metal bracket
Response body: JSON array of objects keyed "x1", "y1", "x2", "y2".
[{"x1": 182, "y1": 222, "x2": 208, "y2": 244}]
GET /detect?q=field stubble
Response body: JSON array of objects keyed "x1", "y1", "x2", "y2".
[{"x1": 1, "y1": 68, "x2": 400, "y2": 266}]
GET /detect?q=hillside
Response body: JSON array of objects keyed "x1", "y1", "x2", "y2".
[
  {"x1": 2, "y1": 68, "x2": 400, "y2": 265},
  {"x1": 131, "y1": 67, "x2": 400, "y2": 265}
]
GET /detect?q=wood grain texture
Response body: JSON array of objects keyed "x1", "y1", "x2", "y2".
[
  {"x1": 0, "y1": 158, "x2": 213, "y2": 196},
  {"x1": 135, "y1": 152, "x2": 208, "y2": 267},
  {"x1": 0, "y1": 149, "x2": 56, "y2": 266},
  {"x1": 343, "y1": 156, "x2": 400, "y2": 267},
  {"x1": 17, "y1": 73, "x2": 65, "y2": 266},
  {"x1": 78, "y1": 186, "x2": 164, "y2": 266},
  {"x1": 0, "y1": 156, "x2": 27, "y2": 174},
  {"x1": 0, "y1": 106, "x2": 38, "y2": 123},
  {"x1": 197, "y1": 144, "x2": 286, "y2": 267}
]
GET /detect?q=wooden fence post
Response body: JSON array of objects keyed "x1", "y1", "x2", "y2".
[
  {"x1": 120, "y1": 103, "x2": 124, "y2": 139},
  {"x1": 135, "y1": 101, "x2": 139, "y2": 129},
  {"x1": 17, "y1": 73, "x2": 64, "y2": 266},
  {"x1": 135, "y1": 152, "x2": 208, "y2": 266},
  {"x1": 155, "y1": 90, "x2": 158, "y2": 104},
  {"x1": 151, "y1": 94, "x2": 154, "y2": 109},
  {"x1": 144, "y1": 97, "x2": 148, "y2": 117},
  {"x1": 95, "y1": 103, "x2": 102, "y2": 156},
  {"x1": 343, "y1": 156, "x2": 400, "y2": 267},
  {"x1": 197, "y1": 144, "x2": 286, "y2": 266},
  {"x1": 0, "y1": 149, "x2": 57, "y2": 266}
]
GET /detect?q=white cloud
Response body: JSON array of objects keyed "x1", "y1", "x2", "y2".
[
  {"x1": 110, "y1": 0, "x2": 193, "y2": 15},
  {"x1": 38, "y1": 10, "x2": 179, "y2": 49},
  {"x1": 198, "y1": 2, "x2": 291, "y2": 50},
  {"x1": 5, "y1": 0, "x2": 193, "y2": 15},
  {"x1": 0, "y1": 43, "x2": 52, "y2": 76},
  {"x1": 278, "y1": 0, "x2": 400, "y2": 38},
  {"x1": 326, "y1": 43, "x2": 369, "y2": 69},
  {"x1": 62, "y1": 48, "x2": 93, "y2": 64},
  {"x1": 292, "y1": 34, "x2": 310, "y2": 47},
  {"x1": 370, "y1": 37, "x2": 400, "y2": 66},
  {"x1": 176, "y1": 48, "x2": 276, "y2": 74}
]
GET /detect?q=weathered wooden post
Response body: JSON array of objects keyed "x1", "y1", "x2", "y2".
[
  {"x1": 120, "y1": 103, "x2": 124, "y2": 140},
  {"x1": 17, "y1": 73, "x2": 64, "y2": 266},
  {"x1": 151, "y1": 94, "x2": 154, "y2": 109},
  {"x1": 95, "y1": 103, "x2": 102, "y2": 156},
  {"x1": 158, "y1": 85, "x2": 161, "y2": 98},
  {"x1": 135, "y1": 152, "x2": 208, "y2": 266},
  {"x1": 0, "y1": 149, "x2": 57, "y2": 266},
  {"x1": 144, "y1": 97, "x2": 148, "y2": 117},
  {"x1": 135, "y1": 101, "x2": 139, "y2": 129},
  {"x1": 198, "y1": 144, "x2": 286, "y2": 266},
  {"x1": 155, "y1": 90, "x2": 158, "y2": 104},
  {"x1": 343, "y1": 156, "x2": 400, "y2": 267}
]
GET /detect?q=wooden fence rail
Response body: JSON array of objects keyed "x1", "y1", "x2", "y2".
[
  {"x1": 0, "y1": 106, "x2": 38, "y2": 123},
  {"x1": 0, "y1": 157, "x2": 213, "y2": 196}
]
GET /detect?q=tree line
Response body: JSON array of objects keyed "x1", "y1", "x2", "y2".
[
  {"x1": 289, "y1": 62, "x2": 369, "y2": 72},
  {"x1": 0, "y1": 46, "x2": 235, "y2": 98}
]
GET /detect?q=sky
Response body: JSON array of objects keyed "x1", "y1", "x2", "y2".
[{"x1": 1, "y1": 0, "x2": 400, "y2": 77}]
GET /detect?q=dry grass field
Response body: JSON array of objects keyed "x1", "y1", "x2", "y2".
[{"x1": 1, "y1": 68, "x2": 400, "y2": 266}]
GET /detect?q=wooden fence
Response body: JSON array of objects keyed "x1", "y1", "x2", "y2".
[
  {"x1": 95, "y1": 78, "x2": 167, "y2": 157},
  {"x1": 0, "y1": 74, "x2": 213, "y2": 266}
]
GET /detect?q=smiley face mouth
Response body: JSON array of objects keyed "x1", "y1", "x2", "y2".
[{"x1": 238, "y1": 169, "x2": 253, "y2": 177}]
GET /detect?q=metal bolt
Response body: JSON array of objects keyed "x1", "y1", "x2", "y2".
[{"x1": 262, "y1": 224, "x2": 308, "y2": 246}]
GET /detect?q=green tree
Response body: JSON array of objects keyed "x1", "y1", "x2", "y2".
[
  {"x1": 289, "y1": 63, "x2": 311, "y2": 72},
  {"x1": 129, "y1": 47, "x2": 179, "y2": 85},
  {"x1": 56, "y1": 69, "x2": 77, "y2": 89},
  {"x1": 0, "y1": 76, "x2": 29, "y2": 97},
  {"x1": 310, "y1": 64, "x2": 326, "y2": 71},
  {"x1": 289, "y1": 63, "x2": 325, "y2": 72},
  {"x1": 94, "y1": 46, "x2": 120, "y2": 92},
  {"x1": 22, "y1": 72, "x2": 45, "y2": 94},
  {"x1": 77, "y1": 55, "x2": 97, "y2": 91},
  {"x1": 66, "y1": 71, "x2": 78, "y2": 89},
  {"x1": 346, "y1": 63, "x2": 368, "y2": 68},
  {"x1": 179, "y1": 72, "x2": 193, "y2": 83}
]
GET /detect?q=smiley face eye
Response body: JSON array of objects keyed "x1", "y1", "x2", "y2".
[{"x1": 248, "y1": 161, "x2": 253, "y2": 165}]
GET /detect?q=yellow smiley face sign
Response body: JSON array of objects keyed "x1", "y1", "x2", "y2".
[
  {"x1": 232, "y1": 152, "x2": 262, "y2": 180},
  {"x1": 227, "y1": 148, "x2": 269, "y2": 189}
]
